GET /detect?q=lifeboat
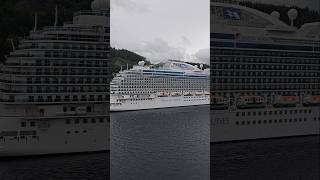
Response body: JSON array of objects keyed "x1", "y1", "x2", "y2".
[
  {"x1": 303, "y1": 95, "x2": 320, "y2": 106},
  {"x1": 183, "y1": 92, "x2": 193, "y2": 96},
  {"x1": 211, "y1": 96, "x2": 228, "y2": 110},
  {"x1": 273, "y1": 95, "x2": 298, "y2": 107},
  {"x1": 195, "y1": 91, "x2": 203, "y2": 96},
  {"x1": 157, "y1": 92, "x2": 168, "y2": 97},
  {"x1": 204, "y1": 91, "x2": 210, "y2": 95},
  {"x1": 236, "y1": 95, "x2": 266, "y2": 109},
  {"x1": 171, "y1": 92, "x2": 181, "y2": 97}
]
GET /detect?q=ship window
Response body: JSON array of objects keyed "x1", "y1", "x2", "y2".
[
  {"x1": 91, "y1": 118, "x2": 96, "y2": 123},
  {"x1": 83, "y1": 119, "x2": 88, "y2": 124},
  {"x1": 66, "y1": 131, "x2": 70, "y2": 134},
  {"x1": 86, "y1": 106, "x2": 92, "y2": 112},
  {"x1": 75, "y1": 131, "x2": 79, "y2": 134},
  {"x1": 99, "y1": 118, "x2": 104, "y2": 123},
  {"x1": 21, "y1": 122, "x2": 26, "y2": 127},
  {"x1": 75, "y1": 119, "x2": 79, "y2": 124},
  {"x1": 30, "y1": 121, "x2": 36, "y2": 127},
  {"x1": 63, "y1": 106, "x2": 67, "y2": 112},
  {"x1": 70, "y1": 107, "x2": 75, "y2": 111},
  {"x1": 66, "y1": 119, "x2": 71, "y2": 124}
]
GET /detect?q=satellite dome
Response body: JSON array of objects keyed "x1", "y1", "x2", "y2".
[
  {"x1": 288, "y1": 9, "x2": 298, "y2": 20},
  {"x1": 91, "y1": 0, "x2": 110, "y2": 10},
  {"x1": 138, "y1": 61, "x2": 145, "y2": 66},
  {"x1": 270, "y1": 11, "x2": 280, "y2": 19}
]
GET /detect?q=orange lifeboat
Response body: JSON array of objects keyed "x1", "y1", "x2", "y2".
[
  {"x1": 303, "y1": 95, "x2": 320, "y2": 106},
  {"x1": 273, "y1": 95, "x2": 298, "y2": 107}
]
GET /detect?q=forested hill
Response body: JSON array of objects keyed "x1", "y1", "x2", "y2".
[
  {"x1": 240, "y1": 1, "x2": 320, "y2": 28},
  {"x1": 110, "y1": 48, "x2": 150, "y2": 74}
]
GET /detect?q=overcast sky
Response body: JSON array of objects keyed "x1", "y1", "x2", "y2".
[{"x1": 111, "y1": 0, "x2": 210, "y2": 64}]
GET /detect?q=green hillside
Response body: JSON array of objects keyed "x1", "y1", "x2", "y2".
[{"x1": 110, "y1": 47, "x2": 150, "y2": 75}]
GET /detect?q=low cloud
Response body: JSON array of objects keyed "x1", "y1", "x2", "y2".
[
  {"x1": 111, "y1": 0, "x2": 149, "y2": 13},
  {"x1": 132, "y1": 38, "x2": 187, "y2": 63},
  {"x1": 191, "y1": 48, "x2": 210, "y2": 65}
]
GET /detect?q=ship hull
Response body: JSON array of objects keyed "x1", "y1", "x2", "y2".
[
  {"x1": 0, "y1": 116, "x2": 109, "y2": 157},
  {"x1": 110, "y1": 95, "x2": 210, "y2": 111},
  {"x1": 211, "y1": 106, "x2": 320, "y2": 142}
]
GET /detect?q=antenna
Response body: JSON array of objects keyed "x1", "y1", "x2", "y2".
[
  {"x1": 54, "y1": 5, "x2": 58, "y2": 27},
  {"x1": 127, "y1": 64, "x2": 129, "y2": 70},
  {"x1": 9, "y1": 39, "x2": 15, "y2": 51},
  {"x1": 33, "y1": 13, "x2": 38, "y2": 31},
  {"x1": 288, "y1": 9, "x2": 298, "y2": 27}
]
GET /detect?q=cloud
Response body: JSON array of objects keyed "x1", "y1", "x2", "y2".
[
  {"x1": 111, "y1": 0, "x2": 149, "y2": 13},
  {"x1": 129, "y1": 38, "x2": 188, "y2": 63},
  {"x1": 191, "y1": 48, "x2": 210, "y2": 65}
]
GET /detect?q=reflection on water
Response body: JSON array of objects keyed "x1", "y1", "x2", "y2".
[
  {"x1": 211, "y1": 136, "x2": 320, "y2": 180},
  {"x1": 0, "y1": 152, "x2": 109, "y2": 180},
  {"x1": 111, "y1": 105, "x2": 210, "y2": 180}
]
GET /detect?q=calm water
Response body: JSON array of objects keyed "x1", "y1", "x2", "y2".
[
  {"x1": 211, "y1": 136, "x2": 320, "y2": 180},
  {"x1": 0, "y1": 152, "x2": 109, "y2": 180},
  {"x1": 111, "y1": 105, "x2": 211, "y2": 180}
]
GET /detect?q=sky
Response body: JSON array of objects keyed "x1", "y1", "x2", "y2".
[{"x1": 111, "y1": 0, "x2": 210, "y2": 64}]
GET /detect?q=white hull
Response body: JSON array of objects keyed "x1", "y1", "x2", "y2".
[
  {"x1": 211, "y1": 106, "x2": 320, "y2": 142},
  {"x1": 0, "y1": 115, "x2": 109, "y2": 157},
  {"x1": 110, "y1": 95, "x2": 210, "y2": 111}
]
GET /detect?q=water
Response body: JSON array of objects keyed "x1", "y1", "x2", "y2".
[
  {"x1": 0, "y1": 152, "x2": 109, "y2": 180},
  {"x1": 111, "y1": 105, "x2": 210, "y2": 180},
  {"x1": 211, "y1": 136, "x2": 320, "y2": 180}
]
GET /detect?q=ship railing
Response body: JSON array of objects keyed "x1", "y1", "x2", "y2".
[{"x1": 73, "y1": 10, "x2": 110, "y2": 17}]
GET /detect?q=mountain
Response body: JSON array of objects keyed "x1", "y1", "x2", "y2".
[{"x1": 110, "y1": 48, "x2": 150, "y2": 74}]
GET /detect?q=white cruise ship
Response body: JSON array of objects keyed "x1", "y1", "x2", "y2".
[
  {"x1": 110, "y1": 60, "x2": 210, "y2": 111},
  {"x1": 210, "y1": 1, "x2": 320, "y2": 142},
  {"x1": 0, "y1": 0, "x2": 110, "y2": 156}
]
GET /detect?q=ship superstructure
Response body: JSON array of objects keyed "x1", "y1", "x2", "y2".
[
  {"x1": 110, "y1": 60, "x2": 210, "y2": 111},
  {"x1": 210, "y1": 1, "x2": 320, "y2": 141},
  {"x1": 0, "y1": 0, "x2": 110, "y2": 156}
]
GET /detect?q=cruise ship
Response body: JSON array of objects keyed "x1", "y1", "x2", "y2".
[
  {"x1": 210, "y1": 1, "x2": 320, "y2": 142},
  {"x1": 0, "y1": 0, "x2": 110, "y2": 156},
  {"x1": 110, "y1": 60, "x2": 210, "y2": 111}
]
